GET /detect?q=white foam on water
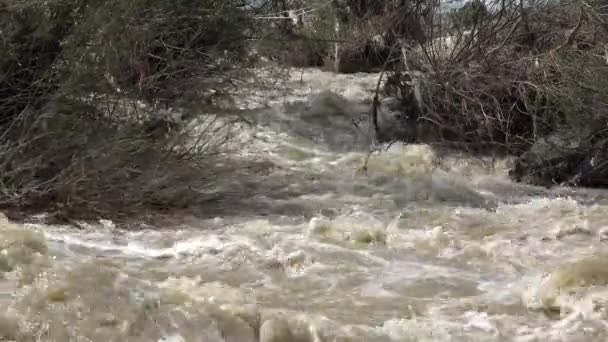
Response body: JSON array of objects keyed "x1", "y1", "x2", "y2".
[
  {"x1": 38, "y1": 225, "x2": 240, "y2": 260},
  {"x1": 463, "y1": 311, "x2": 496, "y2": 333}
]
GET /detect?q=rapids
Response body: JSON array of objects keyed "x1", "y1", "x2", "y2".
[{"x1": 2, "y1": 69, "x2": 608, "y2": 341}]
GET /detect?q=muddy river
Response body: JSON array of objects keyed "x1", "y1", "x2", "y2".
[{"x1": 1, "y1": 69, "x2": 608, "y2": 342}]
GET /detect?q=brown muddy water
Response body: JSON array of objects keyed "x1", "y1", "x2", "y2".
[{"x1": 1, "y1": 69, "x2": 608, "y2": 342}]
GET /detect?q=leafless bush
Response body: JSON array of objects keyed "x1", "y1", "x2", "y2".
[
  {"x1": 368, "y1": 0, "x2": 606, "y2": 149},
  {"x1": 0, "y1": 96, "x2": 239, "y2": 222},
  {"x1": 0, "y1": 0, "x2": 256, "y2": 221}
]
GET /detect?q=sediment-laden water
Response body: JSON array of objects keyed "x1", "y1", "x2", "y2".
[{"x1": 1, "y1": 69, "x2": 608, "y2": 342}]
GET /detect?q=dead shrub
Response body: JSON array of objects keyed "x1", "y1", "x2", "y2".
[
  {"x1": 0, "y1": 0, "x2": 254, "y2": 221},
  {"x1": 0, "y1": 97, "x2": 236, "y2": 222}
]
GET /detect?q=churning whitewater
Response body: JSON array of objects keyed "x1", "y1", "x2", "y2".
[{"x1": 2, "y1": 69, "x2": 608, "y2": 341}]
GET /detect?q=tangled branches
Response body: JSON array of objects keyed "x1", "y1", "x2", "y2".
[
  {"x1": 365, "y1": 0, "x2": 608, "y2": 187},
  {"x1": 0, "y1": 0, "x2": 253, "y2": 221}
]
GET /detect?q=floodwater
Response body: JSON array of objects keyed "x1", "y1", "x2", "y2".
[{"x1": 2, "y1": 69, "x2": 608, "y2": 342}]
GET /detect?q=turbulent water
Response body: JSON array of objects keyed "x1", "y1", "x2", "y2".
[{"x1": 2, "y1": 69, "x2": 608, "y2": 342}]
